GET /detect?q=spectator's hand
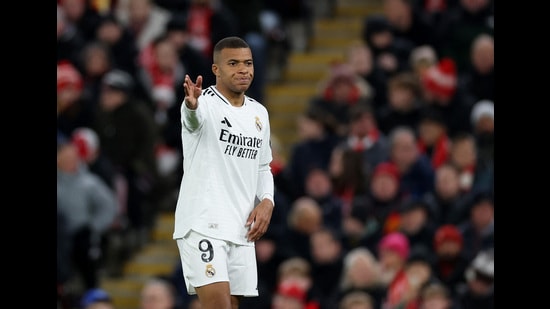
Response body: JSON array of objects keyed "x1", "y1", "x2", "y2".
[
  {"x1": 245, "y1": 199, "x2": 274, "y2": 242},
  {"x1": 183, "y1": 74, "x2": 203, "y2": 110}
]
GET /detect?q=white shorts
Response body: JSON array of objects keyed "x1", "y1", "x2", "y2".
[{"x1": 176, "y1": 230, "x2": 258, "y2": 297}]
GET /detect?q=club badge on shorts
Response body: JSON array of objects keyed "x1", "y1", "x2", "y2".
[
  {"x1": 255, "y1": 116, "x2": 262, "y2": 132},
  {"x1": 205, "y1": 263, "x2": 216, "y2": 278}
]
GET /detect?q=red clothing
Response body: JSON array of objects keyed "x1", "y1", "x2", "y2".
[{"x1": 417, "y1": 134, "x2": 450, "y2": 169}]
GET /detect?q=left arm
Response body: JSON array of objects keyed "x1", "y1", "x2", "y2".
[{"x1": 245, "y1": 163, "x2": 275, "y2": 242}]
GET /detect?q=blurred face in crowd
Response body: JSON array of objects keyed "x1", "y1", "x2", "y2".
[
  {"x1": 100, "y1": 87, "x2": 127, "y2": 111},
  {"x1": 391, "y1": 129, "x2": 419, "y2": 172},
  {"x1": 434, "y1": 165, "x2": 461, "y2": 200},
  {"x1": 474, "y1": 115, "x2": 494, "y2": 134},
  {"x1": 305, "y1": 169, "x2": 333, "y2": 199},
  {"x1": 83, "y1": 45, "x2": 111, "y2": 78},
  {"x1": 289, "y1": 198, "x2": 322, "y2": 235},
  {"x1": 400, "y1": 207, "x2": 428, "y2": 235},
  {"x1": 370, "y1": 173, "x2": 399, "y2": 202},
  {"x1": 310, "y1": 229, "x2": 342, "y2": 264},
  {"x1": 383, "y1": 0, "x2": 412, "y2": 31},
  {"x1": 450, "y1": 138, "x2": 476, "y2": 169},
  {"x1": 418, "y1": 120, "x2": 445, "y2": 146},
  {"x1": 297, "y1": 114, "x2": 325, "y2": 141},
  {"x1": 129, "y1": 0, "x2": 152, "y2": 26},
  {"x1": 378, "y1": 249, "x2": 404, "y2": 284},
  {"x1": 155, "y1": 40, "x2": 179, "y2": 72},
  {"x1": 460, "y1": 0, "x2": 490, "y2": 13},
  {"x1": 345, "y1": 252, "x2": 381, "y2": 288},
  {"x1": 389, "y1": 85, "x2": 415, "y2": 111},
  {"x1": 57, "y1": 143, "x2": 80, "y2": 174},
  {"x1": 471, "y1": 35, "x2": 494, "y2": 75},
  {"x1": 470, "y1": 201, "x2": 494, "y2": 230},
  {"x1": 96, "y1": 20, "x2": 123, "y2": 45},
  {"x1": 60, "y1": 0, "x2": 86, "y2": 22},
  {"x1": 86, "y1": 302, "x2": 115, "y2": 309},
  {"x1": 435, "y1": 240, "x2": 462, "y2": 260},
  {"x1": 347, "y1": 43, "x2": 374, "y2": 76},
  {"x1": 140, "y1": 281, "x2": 175, "y2": 309},
  {"x1": 349, "y1": 112, "x2": 375, "y2": 138}
]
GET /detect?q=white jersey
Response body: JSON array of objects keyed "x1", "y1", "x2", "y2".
[{"x1": 173, "y1": 86, "x2": 273, "y2": 246}]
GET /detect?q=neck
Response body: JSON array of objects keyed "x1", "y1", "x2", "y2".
[{"x1": 215, "y1": 85, "x2": 245, "y2": 107}]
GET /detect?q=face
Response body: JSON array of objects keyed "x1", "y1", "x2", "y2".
[
  {"x1": 471, "y1": 37, "x2": 494, "y2": 74},
  {"x1": 450, "y1": 139, "x2": 476, "y2": 168},
  {"x1": 400, "y1": 208, "x2": 428, "y2": 234},
  {"x1": 310, "y1": 231, "x2": 341, "y2": 264},
  {"x1": 435, "y1": 165, "x2": 460, "y2": 199},
  {"x1": 389, "y1": 86, "x2": 415, "y2": 110},
  {"x1": 100, "y1": 87, "x2": 126, "y2": 111},
  {"x1": 57, "y1": 143, "x2": 80, "y2": 173},
  {"x1": 155, "y1": 40, "x2": 179, "y2": 71},
  {"x1": 370, "y1": 174, "x2": 399, "y2": 201},
  {"x1": 418, "y1": 121, "x2": 444, "y2": 146},
  {"x1": 305, "y1": 169, "x2": 333, "y2": 198},
  {"x1": 140, "y1": 283, "x2": 174, "y2": 309},
  {"x1": 212, "y1": 47, "x2": 254, "y2": 96},
  {"x1": 348, "y1": 44, "x2": 373, "y2": 75},
  {"x1": 84, "y1": 46, "x2": 110, "y2": 77},
  {"x1": 391, "y1": 131, "x2": 419, "y2": 172}
]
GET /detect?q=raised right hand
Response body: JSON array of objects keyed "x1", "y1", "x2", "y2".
[{"x1": 183, "y1": 74, "x2": 203, "y2": 110}]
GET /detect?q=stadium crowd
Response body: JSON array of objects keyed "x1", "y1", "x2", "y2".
[{"x1": 57, "y1": 0, "x2": 494, "y2": 308}]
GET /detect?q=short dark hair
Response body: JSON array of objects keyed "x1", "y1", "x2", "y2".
[{"x1": 213, "y1": 36, "x2": 249, "y2": 54}]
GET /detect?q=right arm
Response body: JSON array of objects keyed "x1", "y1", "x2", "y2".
[{"x1": 181, "y1": 74, "x2": 204, "y2": 132}]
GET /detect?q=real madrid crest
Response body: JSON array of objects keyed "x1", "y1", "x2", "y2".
[
  {"x1": 205, "y1": 263, "x2": 216, "y2": 278},
  {"x1": 255, "y1": 116, "x2": 262, "y2": 132}
]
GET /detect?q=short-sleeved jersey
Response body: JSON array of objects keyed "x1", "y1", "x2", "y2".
[{"x1": 173, "y1": 86, "x2": 273, "y2": 246}]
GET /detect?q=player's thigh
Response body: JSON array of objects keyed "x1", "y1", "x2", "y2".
[{"x1": 195, "y1": 281, "x2": 232, "y2": 309}]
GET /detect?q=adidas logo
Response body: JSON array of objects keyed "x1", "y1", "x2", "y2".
[{"x1": 221, "y1": 117, "x2": 232, "y2": 127}]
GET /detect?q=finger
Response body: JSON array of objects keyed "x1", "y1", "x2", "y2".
[{"x1": 196, "y1": 75, "x2": 203, "y2": 89}]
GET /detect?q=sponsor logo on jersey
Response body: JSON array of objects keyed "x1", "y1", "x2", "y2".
[
  {"x1": 219, "y1": 129, "x2": 262, "y2": 160},
  {"x1": 221, "y1": 117, "x2": 232, "y2": 127}
]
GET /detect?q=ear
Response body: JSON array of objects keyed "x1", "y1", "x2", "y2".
[{"x1": 212, "y1": 64, "x2": 219, "y2": 77}]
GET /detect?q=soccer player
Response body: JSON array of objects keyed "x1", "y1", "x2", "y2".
[{"x1": 173, "y1": 36, "x2": 275, "y2": 309}]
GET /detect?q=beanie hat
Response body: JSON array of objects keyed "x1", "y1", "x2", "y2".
[
  {"x1": 57, "y1": 60, "x2": 83, "y2": 93},
  {"x1": 71, "y1": 127, "x2": 100, "y2": 161},
  {"x1": 470, "y1": 99, "x2": 494, "y2": 125},
  {"x1": 378, "y1": 232, "x2": 410, "y2": 260},
  {"x1": 421, "y1": 57, "x2": 457, "y2": 99},
  {"x1": 372, "y1": 162, "x2": 400, "y2": 182},
  {"x1": 433, "y1": 224, "x2": 463, "y2": 251},
  {"x1": 102, "y1": 69, "x2": 134, "y2": 93}
]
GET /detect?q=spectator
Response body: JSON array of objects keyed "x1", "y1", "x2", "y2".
[
  {"x1": 397, "y1": 197, "x2": 438, "y2": 254},
  {"x1": 57, "y1": 60, "x2": 95, "y2": 137},
  {"x1": 388, "y1": 126, "x2": 435, "y2": 199},
  {"x1": 328, "y1": 145, "x2": 370, "y2": 217},
  {"x1": 419, "y1": 57, "x2": 475, "y2": 137},
  {"x1": 274, "y1": 257, "x2": 322, "y2": 309},
  {"x1": 58, "y1": 4, "x2": 87, "y2": 64},
  {"x1": 140, "y1": 276, "x2": 184, "y2": 309},
  {"x1": 92, "y1": 69, "x2": 160, "y2": 251},
  {"x1": 423, "y1": 162, "x2": 471, "y2": 225},
  {"x1": 458, "y1": 190, "x2": 494, "y2": 261},
  {"x1": 366, "y1": 162, "x2": 404, "y2": 236},
  {"x1": 377, "y1": 71, "x2": 424, "y2": 136},
  {"x1": 304, "y1": 168, "x2": 345, "y2": 231},
  {"x1": 341, "y1": 195, "x2": 382, "y2": 252},
  {"x1": 78, "y1": 41, "x2": 115, "y2": 106},
  {"x1": 309, "y1": 227, "x2": 345, "y2": 309},
  {"x1": 282, "y1": 197, "x2": 324, "y2": 261},
  {"x1": 337, "y1": 247, "x2": 387, "y2": 309},
  {"x1": 344, "y1": 39, "x2": 389, "y2": 110},
  {"x1": 59, "y1": 0, "x2": 103, "y2": 42},
  {"x1": 447, "y1": 132, "x2": 493, "y2": 194},
  {"x1": 338, "y1": 291, "x2": 375, "y2": 309},
  {"x1": 456, "y1": 248, "x2": 494, "y2": 309},
  {"x1": 377, "y1": 232, "x2": 412, "y2": 308},
  {"x1": 432, "y1": 224, "x2": 469, "y2": 297},
  {"x1": 409, "y1": 44, "x2": 438, "y2": 79},
  {"x1": 184, "y1": 0, "x2": 239, "y2": 60},
  {"x1": 460, "y1": 33, "x2": 494, "y2": 102},
  {"x1": 310, "y1": 62, "x2": 374, "y2": 136},
  {"x1": 281, "y1": 107, "x2": 342, "y2": 201},
  {"x1": 362, "y1": 14, "x2": 415, "y2": 77},
  {"x1": 382, "y1": 0, "x2": 437, "y2": 48},
  {"x1": 343, "y1": 103, "x2": 391, "y2": 176},
  {"x1": 401, "y1": 247, "x2": 439, "y2": 309},
  {"x1": 470, "y1": 99, "x2": 494, "y2": 168},
  {"x1": 416, "y1": 107, "x2": 452, "y2": 170},
  {"x1": 436, "y1": 0, "x2": 494, "y2": 73},
  {"x1": 418, "y1": 281, "x2": 460, "y2": 309},
  {"x1": 115, "y1": 0, "x2": 172, "y2": 51},
  {"x1": 57, "y1": 139, "x2": 118, "y2": 293},
  {"x1": 94, "y1": 13, "x2": 140, "y2": 79}
]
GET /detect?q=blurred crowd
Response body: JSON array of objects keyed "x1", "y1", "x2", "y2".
[{"x1": 57, "y1": 0, "x2": 494, "y2": 308}]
